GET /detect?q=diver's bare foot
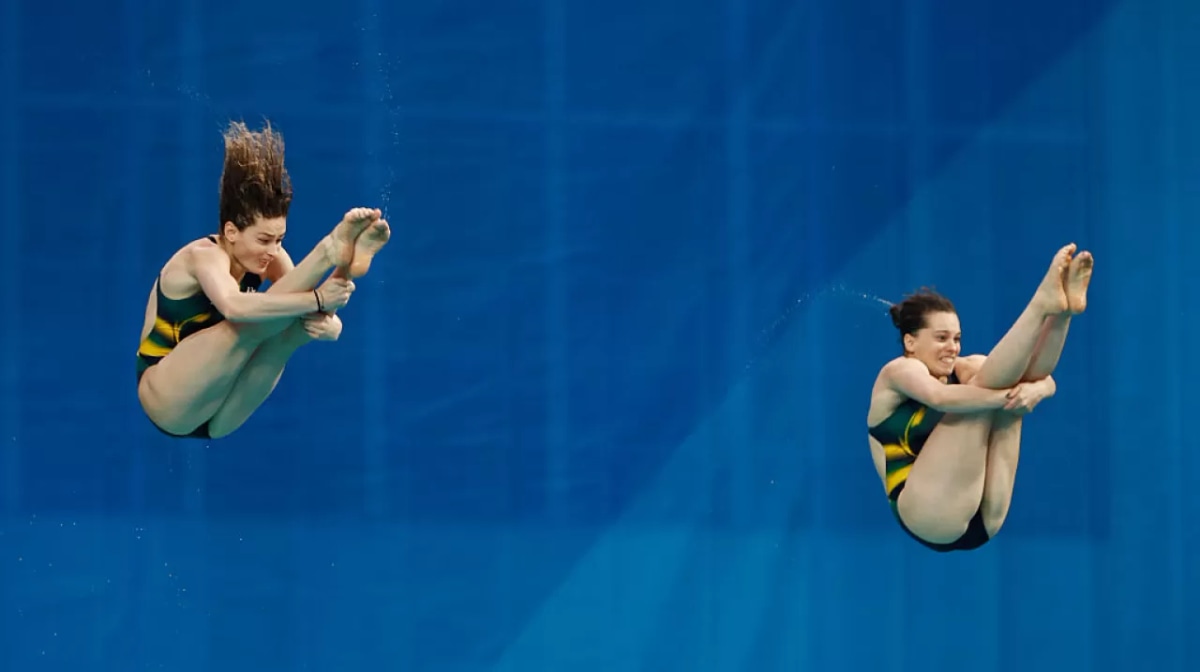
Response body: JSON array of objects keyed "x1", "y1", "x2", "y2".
[
  {"x1": 348, "y1": 219, "x2": 391, "y2": 279},
  {"x1": 1034, "y1": 243, "x2": 1074, "y2": 315},
  {"x1": 1065, "y1": 250, "x2": 1093, "y2": 315},
  {"x1": 328, "y1": 207, "x2": 380, "y2": 270}
]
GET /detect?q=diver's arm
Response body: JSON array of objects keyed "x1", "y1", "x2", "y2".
[
  {"x1": 190, "y1": 245, "x2": 319, "y2": 322},
  {"x1": 885, "y1": 358, "x2": 1013, "y2": 413}
]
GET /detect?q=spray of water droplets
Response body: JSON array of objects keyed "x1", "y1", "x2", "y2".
[
  {"x1": 143, "y1": 69, "x2": 226, "y2": 125},
  {"x1": 737, "y1": 283, "x2": 895, "y2": 378},
  {"x1": 355, "y1": 15, "x2": 401, "y2": 222},
  {"x1": 754, "y1": 283, "x2": 892, "y2": 348}
]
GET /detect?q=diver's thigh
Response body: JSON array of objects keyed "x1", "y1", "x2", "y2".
[
  {"x1": 138, "y1": 323, "x2": 259, "y2": 433},
  {"x1": 897, "y1": 414, "x2": 992, "y2": 542}
]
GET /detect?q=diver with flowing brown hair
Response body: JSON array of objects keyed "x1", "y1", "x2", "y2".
[{"x1": 135, "y1": 119, "x2": 391, "y2": 439}]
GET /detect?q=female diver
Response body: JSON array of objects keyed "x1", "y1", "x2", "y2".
[
  {"x1": 866, "y1": 243, "x2": 1094, "y2": 552},
  {"x1": 135, "y1": 120, "x2": 391, "y2": 440}
]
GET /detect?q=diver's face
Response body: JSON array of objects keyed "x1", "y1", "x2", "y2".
[
  {"x1": 224, "y1": 216, "x2": 286, "y2": 274},
  {"x1": 904, "y1": 311, "x2": 961, "y2": 378}
]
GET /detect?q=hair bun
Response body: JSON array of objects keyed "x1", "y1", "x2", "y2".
[{"x1": 888, "y1": 303, "x2": 903, "y2": 329}]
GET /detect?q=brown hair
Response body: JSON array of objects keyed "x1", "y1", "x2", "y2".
[
  {"x1": 889, "y1": 287, "x2": 956, "y2": 346},
  {"x1": 217, "y1": 120, "x2": 293, "y2": 233}
]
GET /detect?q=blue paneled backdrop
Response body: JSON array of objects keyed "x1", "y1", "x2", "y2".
[{"x1": 1, "y1": 0, "x2": 1195, "y2": 669}]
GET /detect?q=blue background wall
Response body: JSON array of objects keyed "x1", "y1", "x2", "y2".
[{"x1": 0, "y1": 0, "x2": 1194, "y2": 669}]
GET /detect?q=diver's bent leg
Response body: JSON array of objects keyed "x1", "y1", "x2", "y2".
[
  {"x1": 979, "y1": 413, "x2": 1023, "y2": 536},
  {"x1": 1018, "y1": 249, "x2": 1092, "y2": 382},
  {"x1": 265, "y1": 208, "x2": 378, "y2": 294},
  {"x1": 1021, "y1": 314, "x2": 1071, "y2": 382},
  {"x1": 970, "y1": 309, "x2": 1049, "y2": 389},
  {"x1": 896, "y1": 413, "x2": 994, "y2": 544},
  {"x1": 138, "y1": 317, "x2": 293, "y2": 434},
  {"x1": 970, "y1": 244, "x2": 1074, "y2": 389},
  {"x1": 204, "y1": 321, "x2": 313, "y2": 438}
]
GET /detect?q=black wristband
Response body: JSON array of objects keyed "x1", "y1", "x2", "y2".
[{"x1": 314, "y1": 289, "x2": 324, "y2": 313}]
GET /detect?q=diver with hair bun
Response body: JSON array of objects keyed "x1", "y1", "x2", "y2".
[{"x1": 866, "y1": 244, "x2": 1094, "y2": 552}]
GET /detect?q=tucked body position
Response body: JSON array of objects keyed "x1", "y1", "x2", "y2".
[
  {"x1": 866, "y1": 244, "x2": 1094, "y2": 552},
  {"x1": 135, "y1": 120, "x2": 391, "y2": 439}
]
